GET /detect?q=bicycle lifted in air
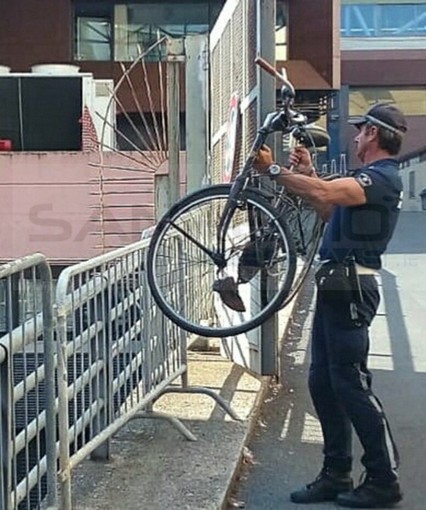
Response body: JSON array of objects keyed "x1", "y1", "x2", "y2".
[{"x1": 146, "y1": 57, "x2": 333, "y2": 338}]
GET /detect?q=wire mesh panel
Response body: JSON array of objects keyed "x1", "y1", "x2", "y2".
[
  {"x1": 210, "y1": 0, "x2": 259, "y2": 184},
  {"x1": 208, "y1": 0, "x2": 278, "y2": 374},
  {"x1": 0, "y1": 254, "x2": 56, "y2": 510}
]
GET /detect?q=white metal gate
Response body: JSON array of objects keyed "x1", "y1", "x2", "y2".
[
  {"x1": 209, "y1": 0, "x2": 277, "y2": 374},
  {"x1": 210, "y1": 0, "x2": 259, "y2": 185}
]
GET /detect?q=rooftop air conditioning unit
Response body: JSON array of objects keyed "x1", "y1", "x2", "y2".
[{"x1": 0, "y1": 66, "x2": 114, "y2": 151}]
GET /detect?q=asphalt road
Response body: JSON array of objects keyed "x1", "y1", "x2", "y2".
[{"x1": 233, "y1": 211, "x2": 426, "y2": 509}]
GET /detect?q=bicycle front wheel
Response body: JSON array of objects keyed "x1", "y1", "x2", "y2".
[{"x1": 146, "y1": 184, "x2": 296, "y2": 337}]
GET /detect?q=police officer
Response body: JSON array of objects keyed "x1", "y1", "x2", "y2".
[{"x1": 254, "y1": 103, "x2": 407, "y2": 508}]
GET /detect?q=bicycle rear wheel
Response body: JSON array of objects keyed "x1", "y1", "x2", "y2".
[
  {"x1": 278, "y1": 197, "x2": 323, "y2": 308},
  {"x1": 146, "y1": 184, "x2": 296, "y2": 337}
]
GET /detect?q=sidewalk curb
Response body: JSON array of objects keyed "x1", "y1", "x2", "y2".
[{"x1": 219, "y1": 372, "x2": 272, "y2": 510}]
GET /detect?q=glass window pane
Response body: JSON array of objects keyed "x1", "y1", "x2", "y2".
[
  {"x1": 349, "y1": 87, "x2": 426, "y2": 117},
  {"x1": 342, "y1": 2, "x2": 426, "y2": 38},
  {"x1": 119, "y1": 3, "x2": 215, "y2": 61},
  {"x1": 158, "y1": 24, "x2": 186, "y2": 37},
  {"x1": 113, "y1": 2, "x2": 223, "y2": 61},
  {"x1": 79, "y1": 41, "x2": 111, "y2": 61},
  {"x1": 185, "y1": 24, "x2": 210, "y2": 34},
  {"x1": 380, "y1": 5, "x2": 413, "y2": 34},
  {"x1": 408, "y1": 4, "x2": 426, "y2": 35},
  {"x1": 76, "y1": 17, "x2": 111, "y2": 60},
  {"x1": 341, "y1": 5, "x2": 375, "y2": 37},
  {"x1": 128, "y1": 3, "x2": 209, "y2": 25}
]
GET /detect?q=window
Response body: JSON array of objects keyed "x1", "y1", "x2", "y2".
[
  {"x1": 74, "y1": 1, "x2": 224, "y2": 62},
  {"x1": 349, "y1": 87, "x2": 426, "y2": 116},
  {"x1": 342, "y1": 5, "x2": 374, "y2": 37},
  {"x1": 74, "y1": 2, "x2": 114, "y2": 61},
  {"x1": 76, "y1": 17, "x2": 112, "y2": 60},
  {"x1": 116, "y1": 3, "x2": 217, "y2": 61},
  {"x1": 341, "y1": 2, "x2": 426, "y2": 37}
]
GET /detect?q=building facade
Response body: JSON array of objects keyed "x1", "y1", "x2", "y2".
[
  {"x1": 339, "y1": 0, "x2": 426, "y2": 210},
  {"x1": 0, "y1": 0, "x2": 341, "y2": 264}
]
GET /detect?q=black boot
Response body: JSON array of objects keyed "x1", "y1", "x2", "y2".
[
  {"x1": 336, "y1": 476, "x2": 403, "y2": 508},
  {"x1": 290, "y1": 468, "x2": 353, "y2": 504}
]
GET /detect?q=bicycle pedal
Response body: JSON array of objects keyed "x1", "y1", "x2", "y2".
[{"x1": 213, "y1": 277, "x2": 246, "y2": 312}]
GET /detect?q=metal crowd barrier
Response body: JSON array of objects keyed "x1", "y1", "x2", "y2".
[
  {"x1": 54, "y1": 236, "x2": 238, "y2": 510},
  {"x1": 0, "y1": 254, "x2": 57, "y2": 510}
]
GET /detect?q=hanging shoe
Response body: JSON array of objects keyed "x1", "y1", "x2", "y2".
[{"x1": 213, "y1": 276, "x2": 246, "y2": 312}]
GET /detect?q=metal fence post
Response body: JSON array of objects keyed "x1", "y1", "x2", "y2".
[
  {"x1": 55, "y1": 304, "x2": 72, "y2": 510},
  {"x1": 40, "y1": 262, "x2": 58, "y2": 508},
  {"x1": 90, "y1": 283, "x2": 111, "y2": 461},
  {"x1": 185, "y1": 35, "x2": 209, "y2": 192},
  {"x1": 155, "y1": 37, "x2": 185, "y2": 221},
  {"x1": 257, "y1": 0, "x2": 279, "y2": 376}
]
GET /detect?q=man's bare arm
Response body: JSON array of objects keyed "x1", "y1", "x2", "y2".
[{"x1": 275, "y1": 170, "x2": 367, "y2": 216}]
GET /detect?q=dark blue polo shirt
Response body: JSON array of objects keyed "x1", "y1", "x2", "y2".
[{"x1": 319, "y1": 158, "x2": 403, "y2": 269}]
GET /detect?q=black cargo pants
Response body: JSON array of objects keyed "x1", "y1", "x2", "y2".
[{"x1": 309, "y1": 275, "x2": 399, "y2": 483}]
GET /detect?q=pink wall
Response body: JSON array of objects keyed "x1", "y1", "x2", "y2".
[{"x1": 0, "y1": 151, "x2": 186, "y2": 264}]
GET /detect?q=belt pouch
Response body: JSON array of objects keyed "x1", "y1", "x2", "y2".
[{"x1": 315, "y1": 262, "x2": 353, "y2": 302}]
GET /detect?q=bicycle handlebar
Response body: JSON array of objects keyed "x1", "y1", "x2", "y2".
[{"x1": 255, "y1": 56, "x2": 295, "y2": 98}]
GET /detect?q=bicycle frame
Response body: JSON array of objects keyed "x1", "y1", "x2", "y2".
[
  {"x1": 217, "y1": 111, "x2": 285, "y2": 257},
  {"x1": 216, "y1": 106, "x2": 309, "y2": 264},
  {"x1": 181, "y1": 56, "x2": 328, "y2": 274},
  {"x1": 214, "y1": 57, "x2": 312, "y2": 264}
]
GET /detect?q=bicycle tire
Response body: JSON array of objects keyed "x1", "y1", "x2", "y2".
[
  {"x1": 146, "y1": 184, "x2": 297, "y2": 337},
  {"x1": 279, "y1": 208, "x2": 323, "y2": 308},
  {"x1": 278, "y1": 173, "x2": 342, "y2": 307}
]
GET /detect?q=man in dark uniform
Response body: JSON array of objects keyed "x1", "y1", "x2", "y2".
[{"x1": 254, "y1": 103, "x2": 407, "y2": 508}]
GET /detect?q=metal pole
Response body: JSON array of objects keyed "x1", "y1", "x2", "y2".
[
  {"x1": 40, "y1": 262, "x2": 58, "y2": 507},
  {"x1": 185, "y1": 35, "x2": 209, "y2": 192},
  {"x1": 257, "y1": 0, "x2": 278, "y2": 376},
  {"x1": 55, "y1": 307, "x2": 72, "y2": 510},
  {"x1": 90, "y1": 290, "x2": 111, "y2": 461},
  {"x1": 155, "y1": 38, "x2": 185, "y2": 221}
]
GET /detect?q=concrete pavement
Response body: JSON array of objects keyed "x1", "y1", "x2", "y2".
[
  {"x1": 69, "y1": 252, "x2": 302, "y2": 510},
  {"x1": 234, "y1": 211, "x2": 426, "y2": 509},
  {"x1": 71, "y1": 349, "x2": 268, "y2": 510}
]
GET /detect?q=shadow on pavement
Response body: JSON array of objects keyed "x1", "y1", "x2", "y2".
[{"x1": 234, "y1": 260, "x2": 426, "y2": 509}]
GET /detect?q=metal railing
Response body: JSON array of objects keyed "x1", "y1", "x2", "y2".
[
  {"x1": 0, "y1": 207, "x2": 240, "y2": 510},
  {"x1": 0, "y1": 253, "x2": 57, "y2": 510},
  {"x1": 54, "y1": 234, "x2": 238, "y2": 510}
]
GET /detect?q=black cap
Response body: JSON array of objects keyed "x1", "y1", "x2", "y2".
[{"x1": 348, "y1": 103, "x2": 408, "y2": 134}]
